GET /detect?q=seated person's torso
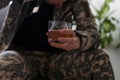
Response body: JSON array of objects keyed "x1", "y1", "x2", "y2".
[{"x1": 11, "y1": 1, "x2": 61, "y2": 51}]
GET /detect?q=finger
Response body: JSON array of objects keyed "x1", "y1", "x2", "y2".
[
  {"x1": 50, "y1": 42, "x2": 78, "y2": 51},
  {"x1": 49, "y1": 42, "x2": 68, "y2": 50},
  {"x1": 57, "y1": 37, "x2": 75, "y2": 43},
  {"x1": 58, "y1": 36, "x2": 79, "y2": 43}
]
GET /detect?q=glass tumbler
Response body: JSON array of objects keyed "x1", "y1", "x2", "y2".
[{"x1": 47, "y1": 20, "x2": 73, "y2": 42}]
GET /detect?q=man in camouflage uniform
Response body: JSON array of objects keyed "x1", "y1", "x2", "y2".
[{"x1": 0, "y1": 0, "x2": 115, "y2": 80}]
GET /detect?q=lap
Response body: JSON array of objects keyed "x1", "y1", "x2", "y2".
[
  {"x1": 0, "y1": 49, "x2": 113, "y2": 80},
  {"x1": 30, "y1": 48, "x2": 111, "y2": 80}
]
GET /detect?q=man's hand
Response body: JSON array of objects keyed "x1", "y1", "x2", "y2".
[{"x1": 47, "y1": 29, "x2": 80, "y2": 51}]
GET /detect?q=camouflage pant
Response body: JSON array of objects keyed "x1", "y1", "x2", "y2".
[{"x1": 0, "y1": 49, "x2": 114, "y2": 80}]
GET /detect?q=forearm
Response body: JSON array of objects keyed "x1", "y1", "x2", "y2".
[
  {"x1": 75, "y1": 21, "x2": 100, "y2": 51},
  {"x1": 72, "y1": 0, "x2": 100, "y2": 51}
]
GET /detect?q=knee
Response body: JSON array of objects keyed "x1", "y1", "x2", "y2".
[
  {"x1": 0, "y1": 50, "x2": 23, "y2": 64},
  {"x1": 0, "y1": 51, "x2": 27, "y2": 79},
  {"x1": 0, "y1": 50, "x2": 20, "y2": 57}
]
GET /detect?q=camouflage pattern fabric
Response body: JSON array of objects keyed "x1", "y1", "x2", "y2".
[
  {"x1": 0, "y1": 0, "x2": 115, "y2": 80},
  {"x1": 0, "y1": 49, "x2": 114, "y2": 80}
]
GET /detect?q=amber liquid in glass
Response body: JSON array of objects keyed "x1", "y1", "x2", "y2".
[{"x1": 47, "y1": 30, "x2": 74, "y2": 42}]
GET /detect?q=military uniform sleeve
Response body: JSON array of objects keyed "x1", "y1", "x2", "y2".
[{"x1": 72, "y1": 0, "x2": 100, "y2": 51}]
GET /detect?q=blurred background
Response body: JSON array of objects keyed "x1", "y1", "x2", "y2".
[{"x1": 89, "y1": 0, "x2": 120, "y2": 80}]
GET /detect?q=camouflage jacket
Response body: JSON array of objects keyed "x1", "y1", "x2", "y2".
[{"x1": 0, "y1": 0, "x2": 100, "y2": 52}]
